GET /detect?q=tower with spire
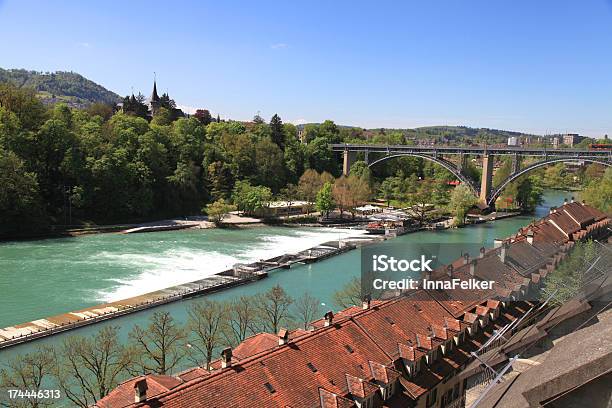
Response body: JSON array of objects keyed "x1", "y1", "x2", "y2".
[{"x1": 149, "y1": 74, "x2": 161, "y2": 115}]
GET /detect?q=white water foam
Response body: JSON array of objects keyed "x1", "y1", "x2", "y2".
[{"x1": 95, "y1": 228, "x2": 366, "y2": 302}]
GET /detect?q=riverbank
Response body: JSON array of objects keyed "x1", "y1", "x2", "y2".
[{"x1": 0, "y1": 190, "x2": 575, "y2": 365}]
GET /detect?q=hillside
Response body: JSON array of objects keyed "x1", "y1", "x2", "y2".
[
  {"x1": 404, "y1": 125, "x2": 536, "y2": 143},
  {"x1": 297, "y1": 123, "x2": 537, "y2": 144},
  {"x1": 0, "y1": 68, "x2": 121, "y2": 107}
]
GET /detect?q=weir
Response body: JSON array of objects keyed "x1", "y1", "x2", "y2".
[{"x1": 0, "y1": 240, "x2": 360, "y2": 349}]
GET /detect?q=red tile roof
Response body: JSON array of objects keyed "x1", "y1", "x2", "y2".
[
  {"x1": 345, "y1": 374, "x2": 379, "y2": 398},
  {"x1": 97, "y1": 375, "x2": 183, "y2": 408},
  {"x1": 368, "y1": 361, "x2": 401, "y2": 384},
  {"x1": 319, "y1": 388, "x2": 356, "y2": 408},
  {"x1": 232, "y1": 332, "x2": 278, "y2": 360}
]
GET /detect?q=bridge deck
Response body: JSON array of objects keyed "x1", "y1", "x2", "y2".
[{"x1": 331, "y1": 143, "x2": 612, "y2": 157}]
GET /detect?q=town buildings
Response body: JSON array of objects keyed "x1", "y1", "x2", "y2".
[
  {"x1": 562, "y1": 133, "x2": 585, "y2": 147},
  {"x1": 97, "y1": 201, "x2": 610, "y2": 408}
]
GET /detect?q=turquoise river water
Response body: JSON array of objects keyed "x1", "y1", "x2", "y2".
[{"x1": 0, "y1": 190, "x2": 572, "y2": 362}]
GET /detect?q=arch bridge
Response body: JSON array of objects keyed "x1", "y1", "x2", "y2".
[{"x1": 331, "y1": 144, "x2": 612, "y2": 208}]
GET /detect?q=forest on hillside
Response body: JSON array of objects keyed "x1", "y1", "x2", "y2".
[{"x1": 0, "y1": 68, "x2": 121, "y2": 107}]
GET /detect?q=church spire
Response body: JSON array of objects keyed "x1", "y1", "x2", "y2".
[{"x1": 151, "y1": 73, "x2": 160, "y2": 102}]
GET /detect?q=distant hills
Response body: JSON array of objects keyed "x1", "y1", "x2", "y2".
[
  {"x1": 297, "y1": 123, "x2": 536, "y2": 143},
  {"x1": 0, "y1": 68, "x2": 121, "y2": 108}
]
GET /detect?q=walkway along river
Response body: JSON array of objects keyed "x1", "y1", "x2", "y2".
[{"x1": 0, "y1": 190, "x2": 573, "y2": 363}]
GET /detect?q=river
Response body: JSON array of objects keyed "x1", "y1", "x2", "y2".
[{"x1": 0, "y1": 190, "x2": 572, "y2": 362}]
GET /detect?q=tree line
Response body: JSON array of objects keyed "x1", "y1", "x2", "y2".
[
  {"x1": 0, "y1": 83, "x2": 348, "y2": 236},
  {"x1": 2, "y1": 81, "x2": 609, "y2": 237}
]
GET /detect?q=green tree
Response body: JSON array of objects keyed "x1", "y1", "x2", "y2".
[
  {"x1": 581, "y1": 167, "x2": 612, "y2": 213},
  {"x1": 207, "y1": 161, "x2": 234, "y2": 200},
  {"x1": 493, "y1": 158, "x2": 512, "y2": 187},
  {"x1": 269, "y1": 114, "x2": 285, "y2": 149},
  {"x1": 205, "y1": 199, "x2": 235, "y2": 225},
  {"x1": 0, "y1": 82, "x2": 47, "y2": 131},
  {"x1": 316, "y1": 181, "x2": 335, "y2": 218},
  {"x1": 379, "y1": 178, "x2": 395, "y2": 206},
  {"x1": 448, "y1": 184, "x2": 477, "y2": 225},
  {"x1": 516, "y1": 176, "x2": 544, "y2": 212},
  {"x1": 121, "y1": 93, "x2": 149, "y2": 119},
  {"x1": 408, "y1": 182, "x2": 434, "y2": 224},
  {"x1": 0, "y1": 149, "x2": 45, "y2": 235},
  {"x1": 151, "y1": 107, "x2": 174, "y2": 126},
  {"x1": 283, "y1": 139, "x2": 305, "y2": 184},
  {"x1": 541, "y1": 240, "x2": 597, "y2": 305},
  {"x1": 542, "y1": 163, "x2": 566, "y2": 188},
  {"x1": 306, "y1": 137, "x2": 338, "y2": 175},
  {"x1": 349, "y1": 160, "x2": 372, "y2": 183},
  {"x1": 255, "y1": 137, "x2": 285, "y2": 192},
  {"x1": 231, "y1": 180, "x2": 273, "y2": 216}
]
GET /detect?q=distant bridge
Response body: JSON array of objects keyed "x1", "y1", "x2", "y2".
[{"x1": 330, "y1": 144, "x2": 612, "y2": 208}]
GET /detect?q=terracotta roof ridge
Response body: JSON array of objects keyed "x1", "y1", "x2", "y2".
[{"x1": 151, "y1": 315, "x2": 388, "y2": 403}]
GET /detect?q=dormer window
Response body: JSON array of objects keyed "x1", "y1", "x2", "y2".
[{"x1": 442, "y1": 339, "x2": 452, "y2": 355}]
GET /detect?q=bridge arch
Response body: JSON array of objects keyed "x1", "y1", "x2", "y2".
[
  {"x1": 367, "y1": 153, "x2": 479, "y2": 194},
  {"x1": 488, "y1": 158, "x2": 612, "y2": 207}
]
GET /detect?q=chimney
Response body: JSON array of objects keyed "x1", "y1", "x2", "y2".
[
  {"x1": 278, "y1": 328, "x2": 289, "y2": 345},
  {"x1": 221, "y1": 347, "x2": 233, "y2": 368},
  {"x1": 500, "y1": 242, "x2": 508, "y2": 264},
  {"x1": 549, "y1": 206, "x2": 556, "y2": 214},
  {"x1": 463, "y1": 252, "x2": 470, "y2": 265},
  {"x1": 324, "y1": 311, "x2": 334, "y2": 327},
  {"x1": 571, "y1": 196, "x2": 575, "y2": 203},
  {"x1": 480, "y1": 247, "x2": 486, "y2": 258},
  {"x1": 446, "y1": 264, "x2": 454, "y2": 277},
  {"x1": 134, "y1": 378, "x2": 148, "y2": 403},
  {"x1": 493, "y1": 239, "x2": 503, "y2": 248},
  {"x1": 563, "y1": 198, "x2": 568, "y2": 206},
  {"x1": 470, "y1": 259, "x2": 476, "y2": 276},
  {"x1": 526, "y1": 230, "x2": 534, "y2": 245},
  {"x1": 362, "y1": 294, "x2": 371, "y2": 310}
]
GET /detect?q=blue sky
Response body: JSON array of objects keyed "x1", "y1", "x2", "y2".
[{"x1": 1, "y1": 0, "x2": 612, "y2": 136}]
